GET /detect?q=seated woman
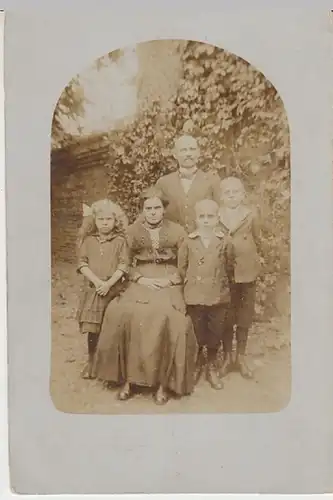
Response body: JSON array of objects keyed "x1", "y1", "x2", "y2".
[{"x1": 95, "y1": 187, "x2": 198, "y2": 405}]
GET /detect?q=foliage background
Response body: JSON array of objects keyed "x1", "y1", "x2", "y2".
[{"x1": 52, "y1": 40, "x2": 290, "y2": 321}]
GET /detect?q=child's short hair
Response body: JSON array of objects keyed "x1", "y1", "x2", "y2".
[
  {"x1": 220, "y1": 176, "x2": 245, "y2": 193},
  {"x1": 195, "y1": 199, "x2": 219, "y2": 214}
]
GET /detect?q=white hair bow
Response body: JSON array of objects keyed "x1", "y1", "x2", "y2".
[
  {"x1": 82, "y1": 201, "x2": 129, "y2": 228},
  {"x1": 82, "y1": 203, "x2": 93, "y2": 216}
]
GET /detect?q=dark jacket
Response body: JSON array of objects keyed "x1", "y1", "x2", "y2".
[
  {"x1": 178, "y1": 228, "x2": 233, "y2": 306},
  {"x1": 155, "y1": 169, "x2": 221, "y2": 233},
  {"x1": 219, "y1": 205, "x2": 262, "y2": 283}
]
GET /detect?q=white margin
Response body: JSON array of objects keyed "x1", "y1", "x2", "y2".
[{"x1": 0, "y1": 8, "x2": 8, "y2": 500}]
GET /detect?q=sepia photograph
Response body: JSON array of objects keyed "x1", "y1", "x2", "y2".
[
  {"x1": 50, "y1": 39, "x2": 291, "y2": 414},
  {"x1": 5, "y1": 6, "x2": 333, "y2": 495}
]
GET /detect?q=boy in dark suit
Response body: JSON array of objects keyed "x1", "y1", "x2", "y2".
[
  {"x1": 178, "y1": 199, "x2": 233, "y2": 390},
  {"x1": 219, "y1": 177, "x2": 263, "y2": 379}
]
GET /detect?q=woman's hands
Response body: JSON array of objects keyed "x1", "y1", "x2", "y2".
[
  {"x1": 137, "y1": 277, "x2": 171, "y2": 290},
  {"x1": 154, "y1": 278, "x2": 172, "y2": 289}
]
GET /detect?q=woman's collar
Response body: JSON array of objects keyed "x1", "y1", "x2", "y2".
[{"x1": 143, "y1": 220, "x2": 164, "y2": 230}]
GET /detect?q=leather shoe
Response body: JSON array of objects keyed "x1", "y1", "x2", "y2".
[
  {"x1": 117, "y1": 384, "x2": 132, "y2": 401},
  {"x1": 80, "y1": 357, "x2": 96, "y2": 379},
  {"x1": 206, "y1": 363, "x2": 224, "y2": 390},
  {"x1": 154, "y1": 387, "x2": 169, "y2": 405}
]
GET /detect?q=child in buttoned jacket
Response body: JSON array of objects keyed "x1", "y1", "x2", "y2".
[
  {"x1": 178, "y1": 199, "x2": 234, "y2": 390},
  {"x1": 219, "y1": 177, "x2": 263, "y2": 379}
]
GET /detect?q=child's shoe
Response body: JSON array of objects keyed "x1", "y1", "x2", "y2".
[
  {"x1": 235, "y1": 354, "x2": 253, "y2": 379},
  {"x1": 80, "y1": 354, "x2": 97, "y2": 379},
  {"x1": 206, "y1": 362, "x2": 224, "y2": 390}
]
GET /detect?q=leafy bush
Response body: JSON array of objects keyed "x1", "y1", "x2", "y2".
[
  {"x1": 52, "y1": 78, "x2": 86, "y2": 149},
  {"x1": 106, "y1": 41, "x2": 290, "y2": 319}
]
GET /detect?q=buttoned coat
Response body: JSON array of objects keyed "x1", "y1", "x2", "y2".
[
  {"x1": 155, "y1": 169, "x2": 221, "y2": 233},
  {"x1": 219, "y1": 205, "x2": 262, "y2": 283},
  {"x1": 178, "y1": 229, "x2": 233, "y2": 306}
]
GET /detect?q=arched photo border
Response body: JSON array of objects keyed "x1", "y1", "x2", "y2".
[{"x1": 4, "y1": 5, "x2": 333, "y2": 495}]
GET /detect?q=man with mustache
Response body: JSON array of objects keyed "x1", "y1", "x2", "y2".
[{"x1": 155, "y1": 135, "x2": 221, "y2": 233}]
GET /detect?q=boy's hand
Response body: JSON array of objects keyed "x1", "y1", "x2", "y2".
[{"x1": 96, "y1": 281, "x2": 112, "y2": 296}]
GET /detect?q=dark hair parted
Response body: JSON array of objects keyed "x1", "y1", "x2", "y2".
[{"x1": 139, "y1": 187, "x2": 169, "y2": 211}]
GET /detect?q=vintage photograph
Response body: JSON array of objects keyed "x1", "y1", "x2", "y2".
[{"x1": 50, "y1": 40, "x2": 291, "y2": 414}]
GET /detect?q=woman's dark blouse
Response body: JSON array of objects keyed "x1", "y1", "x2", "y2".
[{"x1": 127, "y1": 219, "x2": 187, "y2": 278}]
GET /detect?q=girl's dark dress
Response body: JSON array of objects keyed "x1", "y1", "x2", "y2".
[
  {"x1": 77, "y1": 233, "x2": 129, "y2": 335},
  {"x1": 95, "y1": 219, "x2": 198, "y2": 395}
]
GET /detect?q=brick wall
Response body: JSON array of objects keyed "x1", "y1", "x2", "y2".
[{"x1": 51, "y1": 135, "x2": 110, "y2": 263}]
